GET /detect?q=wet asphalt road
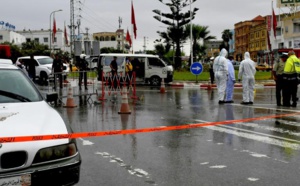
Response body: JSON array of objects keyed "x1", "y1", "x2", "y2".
[{"x1": 46, "y1": 84, "x2": 300, "y2": 186}]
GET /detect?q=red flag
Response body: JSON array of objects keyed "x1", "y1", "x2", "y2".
[
  {"x1": 52, "y1": 15, "x2": 57, "y2": 43},
  {"x1": 131, "y1": 1, "x2": 137, "y2": 39},
  {"x1": 64, "y1": 23, "x2": 68, "y2": 45},
  {"x1": 126, "y1": 29, "x2": 132, "y2": 46},
  {"x1": 272, "y1": 7, "x2": 277, "y2": 38}
]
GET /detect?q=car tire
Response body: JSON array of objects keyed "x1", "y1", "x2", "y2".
[
  {"x1": 39, "y1": 72, "x2": 48, "y2": 86},
  {"x1": 150, "y1": 76, "x2": 161, "y2": 86}
]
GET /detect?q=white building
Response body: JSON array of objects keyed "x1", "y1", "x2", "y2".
[
  {"x1": 16, "y1": 29, "x2": 69, "y2": 51},
  {"x1": 0, "y1": 30, "x2": 26, "y2": 46}
]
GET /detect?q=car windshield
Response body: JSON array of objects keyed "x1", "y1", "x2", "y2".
[
  {"x1": 0, "y1": 69, "x2": 42, "y2": 103},
  {"x1": 37, "y1": 57, "x2": 53, "y2": 65}
]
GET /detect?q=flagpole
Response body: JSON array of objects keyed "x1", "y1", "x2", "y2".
[{"x1": 131, "y1": 0, "x2": 134, "y2": 54}]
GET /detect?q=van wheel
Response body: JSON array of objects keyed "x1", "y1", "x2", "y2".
[
  {"x1": 150, "y1": 76, "x2": 161, "y2": 86},
  {"x1": 39, "y1": 72, "x2": 48, "y2": 86}
]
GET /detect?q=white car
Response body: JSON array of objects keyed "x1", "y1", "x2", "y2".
[
  {"x1": 0, "y1": 63, "x2": 81, "y2": 185},
  {"x1": 0, "y1": 59, "x2": 13, "y2": 64},
  {"x1": 16, "y1": 56, "x2": 70, "y2": 85}
]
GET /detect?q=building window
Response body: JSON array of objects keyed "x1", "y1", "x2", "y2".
[
  {"x1": 26, "y1": 38, "x2": 31, "y2": 42},
  {"x1": 44, "y1": 37, "x2": 48, "y2": 43},
  {"x1": 0, "y1": 35, "x2": 3, "y2": 40},
  {"x1": 111, "y1": 36, "x2": 116, "y2": 41},
  {"x1": 289, "y1": 41, "x2": 292, "y2": 48},
  {"x1": 34, "y1": 38, "x2": 39, "y2": 43},
  {"x1": 294, "y1": 23, "x2": 300, "y2": 33}
]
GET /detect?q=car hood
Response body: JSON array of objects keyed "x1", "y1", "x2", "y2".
[{"x1": 0, "y1": 101, "x2": 69, "y2": 138}]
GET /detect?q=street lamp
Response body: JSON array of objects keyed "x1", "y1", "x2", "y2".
[{"x1": 49, "y1": 9, "x2": 62, "y2": 51}]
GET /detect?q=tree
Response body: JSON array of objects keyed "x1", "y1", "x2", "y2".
[
  {"x1": 219, "y1": 29, "x2": 232, "y2": 53},
  {"x1": 185, "y1": 24, "x2": 216, "y2": 65},
  {"x1": 153, "y1": 0, "x2": 198, "y2": 70}
]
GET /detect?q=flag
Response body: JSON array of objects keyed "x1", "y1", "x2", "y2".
[
  {"x1": 126, "y1": 29, "x2": 132, "y2": 46},
  {"x1": 52, "y1": 14, "x2": 57, "y2": 43},
  {"x1": 272, "y1": 6, "x2": 277, "y2": 38},
  {"x1": 131, "y1": 1, "x2": 137, "y2": 39},
  {"x1": 64, "y1": 22, "x2": 68, "y2": 45}
]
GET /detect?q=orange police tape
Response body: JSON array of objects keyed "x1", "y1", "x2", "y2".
[{"x1": 1, "y1": 112, "x2": 300, "y2": 143}]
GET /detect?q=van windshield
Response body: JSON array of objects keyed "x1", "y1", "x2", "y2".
[
  {"x1": 102, "y1": 56, "x2": 125, "y2": 66},
  {"x1": 37, "y1": 57, "x2": 53, "y2": 65}
]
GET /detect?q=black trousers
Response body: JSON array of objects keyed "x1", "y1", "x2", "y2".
[
  {"x1": 275, "y1": 76, "x2": 284, "y2": 105},
  {"x1": 282, "y1": 78, "x2": 298, "y2": 106},
  {"x1": 79, "y1": 71, "x2": 87, "y2": 88},
  {"x1": 209, "y1": 69, "x2": 214, "y2": 84}
]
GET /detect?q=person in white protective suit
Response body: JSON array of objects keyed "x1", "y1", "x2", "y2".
[
  {"x1": 213, "y1": 48, "x2": 228, "y2": 104},
  {"x1": 238, "y1": 52, "x2": 256, "y2": 105},
  {"x1": 225, "y1": 56, "x2": 236, "y2": 103}
]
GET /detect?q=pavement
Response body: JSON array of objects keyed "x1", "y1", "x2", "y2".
[{"x1": 169, "y1": 80, "x2": 276, "y2": 88}]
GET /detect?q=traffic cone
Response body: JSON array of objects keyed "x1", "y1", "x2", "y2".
[
  {"x1": 118, "y1": 87, "x2": 131, "y2": 114},
  {"x1": 63, "y1": 83, "x2": 77, "y2": 108},
  {"x1": 159, "y1": 79, "x2": 166, "y2": 93}
]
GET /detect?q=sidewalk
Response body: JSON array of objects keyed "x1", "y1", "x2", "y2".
[{"x1": 169, "y1": 80, "x2": 275, "y2": 88}]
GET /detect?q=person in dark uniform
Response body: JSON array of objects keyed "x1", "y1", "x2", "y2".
[
  {"x1": 209, "y1": 57, "x2": 215, "y2": 84},
  {"x1": 52, "y1": 53, "x2": 64, "y2": 90},
  {"x1": 272, "y1": 53, "x2": 287, "y2": 106},
  {"x1": 26, "y1": 54, "x2": 36, "y2": 82},
  {"x1": 78, "y1": 54, "x2": 89, "y2": 90},
  {"x1": 110, "y1": 56, "x2": 118, "y2": 88}
]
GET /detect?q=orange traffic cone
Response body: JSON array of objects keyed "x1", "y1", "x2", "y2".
[
  {"x1": 63, "y1": 83, "x2": 77, "y2": 108},
  {"x1": 118, "y1": 87, "x2": 131, "y2": 114},
  {"x1": 159, "y1": 79, "x2": 166, "y2": 93}
]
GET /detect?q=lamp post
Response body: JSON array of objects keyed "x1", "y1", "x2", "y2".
[{"x1": 49, "y1": 9, "x2": 62, "y2": 51}]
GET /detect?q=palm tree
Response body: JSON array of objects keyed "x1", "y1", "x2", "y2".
[
  {"x1": 219, "y1": 29, "x2": 232, "y2": 52},
  {"x1": 185, "y1": 24, "x2": 216, "y2": 65}
]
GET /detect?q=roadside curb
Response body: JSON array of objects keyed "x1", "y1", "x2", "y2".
[{"x1": 169, "y1": 82, "x2": 275, "y2": 88}]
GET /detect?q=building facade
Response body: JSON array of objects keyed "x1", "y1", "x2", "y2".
[{"x1": 0, "y1": 30, "x2": 26, "y2": 46}]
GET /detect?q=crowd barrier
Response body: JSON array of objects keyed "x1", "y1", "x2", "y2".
[{"x1": 39, "y1": 70, "x2": 138, "y2": 105}]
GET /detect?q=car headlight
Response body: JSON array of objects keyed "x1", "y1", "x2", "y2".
[
  {"x1": 32, "y1": 142, "x2": 78, "y2": 164},
  {"x1": 47, "y1": 67, "x2": 52, "y2": 70}
]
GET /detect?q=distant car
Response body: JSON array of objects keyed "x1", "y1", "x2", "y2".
[
  {"x1": 0, "y1": 63, "x2": 81, "y2": 185},
  {"x1": 256, "y1": 64, "x2": 272, "y2": 71},
  {"x1": 16, "y1": 56, "x2": 70, "y2": 85},
  {"x1": 85, "y1": 56, "x2": 98, "y2": 71}
]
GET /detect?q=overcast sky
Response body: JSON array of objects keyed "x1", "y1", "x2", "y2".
[{"x1": 1, "y1": 0, "x2": 288, "y2": 54}]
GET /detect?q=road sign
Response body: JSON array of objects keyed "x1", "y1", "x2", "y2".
[{"x1": 190, "y1": 62, "x2": 203, "y2": 75}]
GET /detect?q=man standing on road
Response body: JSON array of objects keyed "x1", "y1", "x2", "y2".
[
  {"x1": 110, "y1": 56, "x2": 118, "y2": 89},
  {"x1": 225, "y1": 56, "x2": 236, "y2": 103},
  {"x1": 52, "y1": 53, "x2": 64, "y2": 90},
  {"x1": 209, "y1": 57, "x2": 215, "y2": 84},
  {"x1": 238, "y1": 52, "x2": 256, "y2": 105},
  {"x1": 282, "y1": 50, "x2": 300, "y2": 107},
  {"x1": 213, "y1": 48, "x2": 228, "y2": 104},
  {"x1": 26, "y1": 54, "x2": 36, "y2": 82},
  {"x1": 273, "y1": 53, "x2": 287, "y2": 106},
  {"x1": 78, "y1": 54, "x2": 89, "y2": 90}
]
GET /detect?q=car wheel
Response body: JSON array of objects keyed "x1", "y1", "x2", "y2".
[
  {"x1": 150, "y1": 76, "x2": 161, "y2": 86},
  {"x1": 39, "y1": 72, "x2": 48, "y2": 86}
]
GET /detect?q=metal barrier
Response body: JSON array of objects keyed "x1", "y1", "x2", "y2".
[{"x1": 37, "y1": 70, "x2": 137, "y2": 105}]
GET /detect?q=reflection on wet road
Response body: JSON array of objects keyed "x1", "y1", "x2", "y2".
[{"x1": 54, "y1": 86, "x2": 300, "y2": 186}]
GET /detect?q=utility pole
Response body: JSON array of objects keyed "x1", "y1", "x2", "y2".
[{"x1": 143, "y1": 36, "x2": 148, "y2": 53}]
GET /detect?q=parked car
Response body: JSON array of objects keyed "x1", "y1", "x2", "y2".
[
  {"x1": 0, "y1": 63, "x2": 81, "y2": 185},
  {"x1": 256, "y1": 64, "x2": 272, "y2": 71},
  {"x1": 0, "y1": 59, "x2": 13, "y2": 64},
  {"x1": 16, "y1": 56, "x2": 70, "y2": 85},
  {"x1": 85, "y1": 56, "x2": 98, "y2": 71}
]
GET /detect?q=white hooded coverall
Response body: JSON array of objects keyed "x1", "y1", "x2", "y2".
[
  {"x1": 238, "y1": 52, "x2": 256, "y2": 103},
  {"x1": 213, "y1": 48, "x2": 228, "y2": 101}
]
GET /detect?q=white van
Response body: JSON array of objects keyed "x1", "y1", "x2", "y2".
[{"x1": 97, "y1": 53, "x2": 174, "y2": 86}]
